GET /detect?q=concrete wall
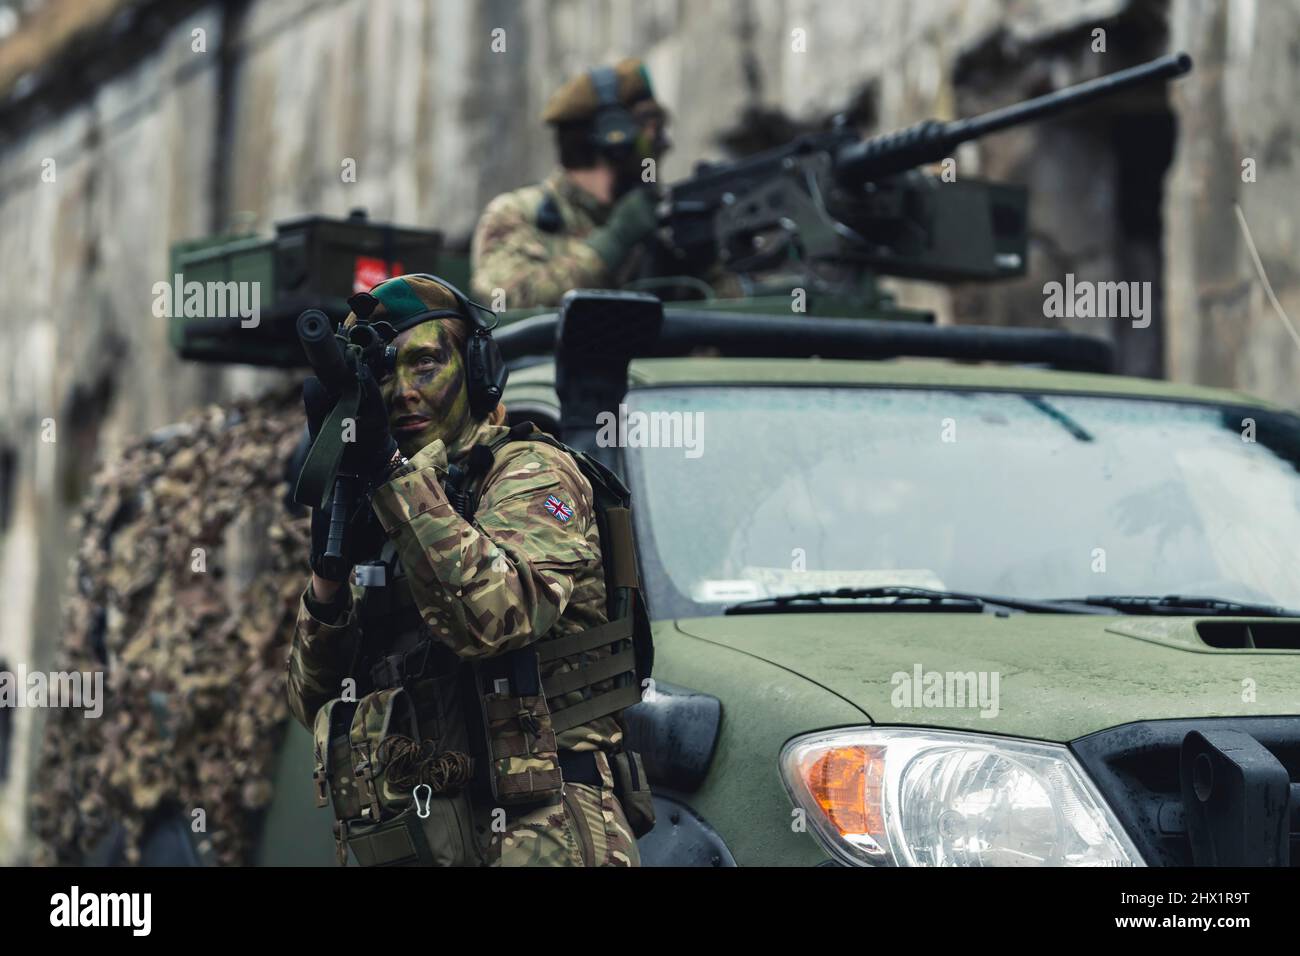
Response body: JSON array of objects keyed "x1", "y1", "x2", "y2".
[{"x1": 1167, "y1": 0, "x2": 1300, "y2": 396}]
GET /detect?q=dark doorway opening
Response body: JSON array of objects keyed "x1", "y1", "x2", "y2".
[{"x1": 950, "y1": 14, "x2": 1179, "y2": 379}]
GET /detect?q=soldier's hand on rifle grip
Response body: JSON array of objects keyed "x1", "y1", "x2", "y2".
[
  {"x1": 301, "y1": 373, "x2": 394, "y2": 583},
  {"x1": 302, "y1": 377, "x2": 349, "y2": 582},
  {"x1": 586, "y1": 188, "x2": 660, "y2": 271},
  {"x1": 349, "y1": 363, "x2": 400, "y2": 489}
]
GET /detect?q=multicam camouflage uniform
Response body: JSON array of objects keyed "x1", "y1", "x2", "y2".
[
  {"x1": 469, "y1": 169, "x2": 642, "y2": 310},
  {"x1": 469, "y1": 57, "x2": 662, "y2": 310},
  {"x1": 286, "y1": 401, "x2": 639, "y2": 866}
]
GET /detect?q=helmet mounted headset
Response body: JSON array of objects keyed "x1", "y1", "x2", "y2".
[{"x1": 588, "y1": 64, "x2": 641, "y2": 155}]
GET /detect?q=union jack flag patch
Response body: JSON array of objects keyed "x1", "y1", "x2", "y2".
[{"x1": 544, "y1": 494, "x2": 573, "y2": 522}]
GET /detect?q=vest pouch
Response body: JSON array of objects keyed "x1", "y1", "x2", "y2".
[
  {"x1": 317, "y1": 681, "x2": 482, "y2": 867},
  {"x1": 345, "y1": 791, "x2": 482, "y2": 867},
  {"x1": 610, "y1": 749, "x2": 656, "y2": 838},
  {"x1": 475, "y1": 648, "x2": 563, "y2": 806},
  {"x1": 311, "y1": 697, "x2": 362, "y2": 820},
  {"x1": 347, "y1": 686, "x2": 425, "y2": 823}
]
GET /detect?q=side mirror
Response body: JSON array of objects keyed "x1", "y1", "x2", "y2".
[{"x1": 555, "y1": 290, "x2": 664, "y2": 474}]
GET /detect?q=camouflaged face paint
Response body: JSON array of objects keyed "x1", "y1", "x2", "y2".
[{"x1": 383, "y1": 321, "x2": 475, "y2": 458}]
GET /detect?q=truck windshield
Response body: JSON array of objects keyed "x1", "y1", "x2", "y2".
[{"x1": 620, "y1": 385, "x2": 1300, "y2": 620}]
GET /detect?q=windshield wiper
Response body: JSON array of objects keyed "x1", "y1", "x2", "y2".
[
  {"x1": 725, "y1": 586, "x2": 1109, "y2": 615},
  {"x1": 1049, "y1": 594, "x2": 1300, "y2": 618}
]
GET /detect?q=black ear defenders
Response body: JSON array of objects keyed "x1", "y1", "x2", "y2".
[
  {"x1": 351, "y1": 274, "x2": 508, "y2": 420},
  {"x1": 589, "y1": 65, "x2": 639, "y2": 152},
  {"x1": 408, "y1": 274, "x2": 508, "y2": 420}
]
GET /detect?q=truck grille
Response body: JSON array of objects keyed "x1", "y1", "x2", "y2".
[{"x1": 1071, "y1": 717, "x2": 1300, "y2": 866}]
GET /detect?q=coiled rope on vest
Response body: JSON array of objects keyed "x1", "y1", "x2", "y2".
[{"x1": 376, "y1": 735, "x2": 474, "y2": 793}]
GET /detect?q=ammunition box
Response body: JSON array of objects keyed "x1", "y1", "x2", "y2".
[{"x1": 168, "y1": 214, "x2": 444, "y2": 367}]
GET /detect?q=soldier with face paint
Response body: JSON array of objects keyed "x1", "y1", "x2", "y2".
[{"x1": 286, "y1": 274, "x2": 641, "y2": 867}]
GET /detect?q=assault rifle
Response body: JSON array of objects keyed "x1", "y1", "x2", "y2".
[{"x1": 292, "y1": 308, "x2": 394, "y2": 580}]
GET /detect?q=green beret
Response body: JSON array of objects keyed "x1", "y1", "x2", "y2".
[{"x1": 343, "y1": 274, "x2": 465, "y2": 334}]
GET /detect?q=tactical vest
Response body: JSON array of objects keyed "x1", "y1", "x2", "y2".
[{"x1": 310, "y1": 422, "x2": 654, "y2": 866}]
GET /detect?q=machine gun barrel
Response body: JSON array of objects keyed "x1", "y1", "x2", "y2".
[{"x1": 833, "y1": 52, "x2": 1192, "y2": 184}]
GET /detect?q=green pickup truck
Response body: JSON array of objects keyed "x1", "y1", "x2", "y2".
[{"x1": 471, "y1": 293, "x2": 1300, "y2": 868}]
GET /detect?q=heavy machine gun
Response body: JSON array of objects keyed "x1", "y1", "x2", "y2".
[{"x1": 656, "y1": 52, "x2": 1192, "y2": 294}]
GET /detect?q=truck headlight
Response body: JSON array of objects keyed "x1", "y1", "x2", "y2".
[{"x1": 780, "y1": 727, "x2": 1143, "y2": 866}]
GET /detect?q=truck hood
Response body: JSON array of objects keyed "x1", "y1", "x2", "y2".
[{"x1": 672, "y1": 612, "x2": 1300, "y2": 741}]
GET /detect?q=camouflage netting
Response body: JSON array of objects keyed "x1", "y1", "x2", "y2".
[{"x1": 29, "y1": 388, "x2": 310, "y2": 866}]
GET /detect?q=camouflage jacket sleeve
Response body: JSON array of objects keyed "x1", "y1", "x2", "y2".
[
  {"x1": 285, "y1": 584, "x2": 362, "y2": 729},
  {"x1": 370, "y1": 439, "x2": 598, "y2": 660},
  {"x1": 469, "y1": 189, "x2": 609, "y2": 308}
]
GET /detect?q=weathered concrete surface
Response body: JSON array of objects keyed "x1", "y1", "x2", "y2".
[{"x1": 1166, "y1": 0, "x2": 1300, "y2": 399}]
